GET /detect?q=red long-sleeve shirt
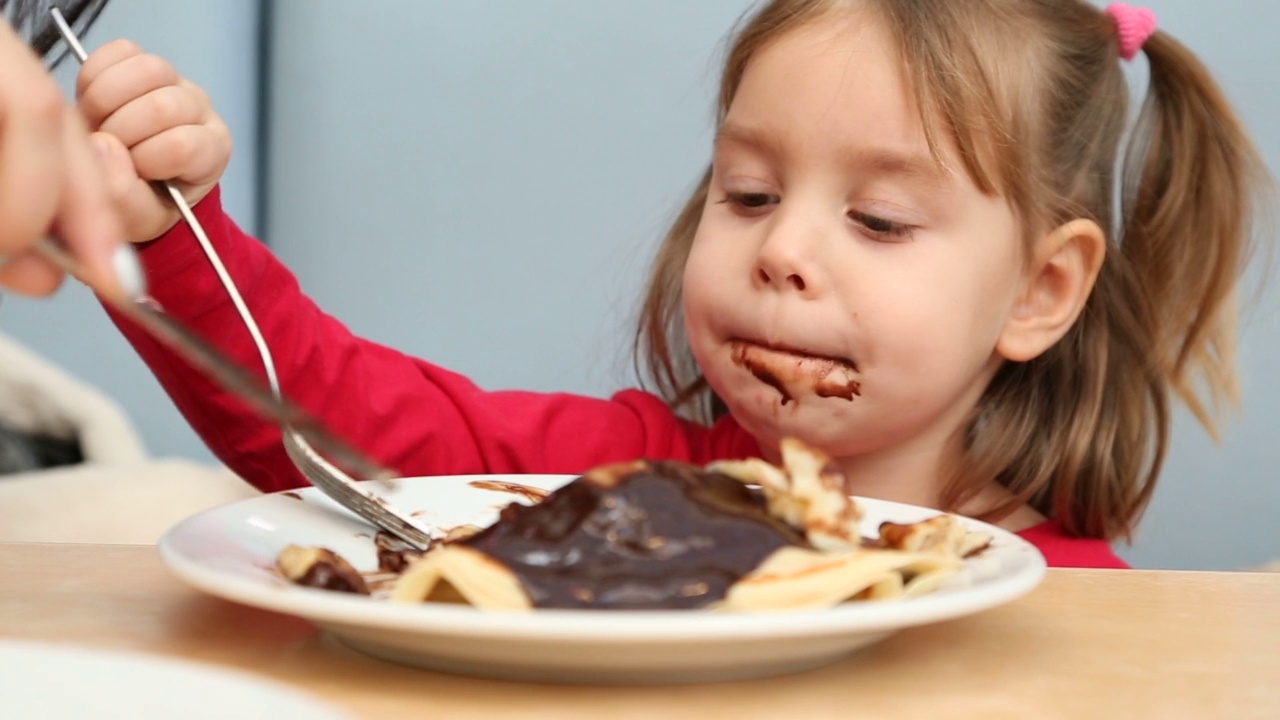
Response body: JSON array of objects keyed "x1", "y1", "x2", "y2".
[{"x1": 107, "y1": 187, "x2": 1129, "y2": 569}]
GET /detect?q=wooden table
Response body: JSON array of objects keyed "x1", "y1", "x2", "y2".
[{"x1": 1, "y1": 543, "x2": 1276, "y2": 718}]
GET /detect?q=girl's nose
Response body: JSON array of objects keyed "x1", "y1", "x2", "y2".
[
  {"x1": 755, "y1": 264, "x2": 808, "y2": 291},
  {"x1": 753, "y1": 211, "x2": 822, "y2": 296}
]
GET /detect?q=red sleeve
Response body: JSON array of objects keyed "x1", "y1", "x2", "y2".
[
  {"x1": 106, "y1": 188, "x2": 759, "y2": 492},
  {"x1": 1016, "y1": 520, "x2": 1131, "y2": 569}
]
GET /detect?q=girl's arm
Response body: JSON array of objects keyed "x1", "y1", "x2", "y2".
[
  {"x1": 77, "y1": 39, "x2": 754, "y2": 490},
  {"x1": 109, "y1": 188, "x2": 752, "y2": 491}
]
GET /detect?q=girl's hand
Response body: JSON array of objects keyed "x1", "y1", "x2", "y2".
[
  {"x1": 0, "y1": 23, "x2": 125, "y2": 297},
  {"x1": 77, "y1": 39, "x2": 232, "y2": 243}
]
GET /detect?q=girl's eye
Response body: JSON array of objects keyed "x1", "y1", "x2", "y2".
[
  {"x1": 849, "y1": 210, "x2": 913, "y2": 240},
  {"x1": 717, "y1": 192, "x2": 779, "y2": 212}
]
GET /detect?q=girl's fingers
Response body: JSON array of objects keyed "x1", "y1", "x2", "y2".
[
  {"x1": 76, "y1": 38, "x2": 151, "y2": 113},
  {"x1": 129, "y1": 123, "x2": 229, "y2": 186},
  {"x1": 95, "y1": 84, "x2": 206, "y2": 148},
  {"x1": 93, "y1": 129, "x2": 182, "y2": 244}
]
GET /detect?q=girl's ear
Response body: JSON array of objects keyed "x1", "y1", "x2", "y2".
[{"x1": 996, "y1": 219, "x2": 1107, "y2": 362}]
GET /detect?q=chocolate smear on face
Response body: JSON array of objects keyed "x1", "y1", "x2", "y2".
[
  {"x1": 732, "y1": 342, "x2": 792, "y2": 403},
  {"x1": 731, "y1": 341, "x2": 859, "y2": 403},
  {"x1": 814, "y1": 375, "x2": 861, "y2": 400}
]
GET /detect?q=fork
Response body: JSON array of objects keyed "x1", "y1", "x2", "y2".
[
  {"x1": 280, "y1": 433, "x2": 434, "y2": 547},
  {"x1": 47, "y1": 9, "x2": 435, "y2": 550}
]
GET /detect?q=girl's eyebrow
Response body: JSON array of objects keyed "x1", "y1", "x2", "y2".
[
  {"x1": 854, "y1": 148, "x2": 948, "y2": 187},
  {"x1": 715, "y1": 122, "x2": 785, "y2": 160},
  {"x1": 715, "y1": 121, "x2": 951, "y2": 192}
]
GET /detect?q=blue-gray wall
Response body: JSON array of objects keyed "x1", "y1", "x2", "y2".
[{"x1": 3, "y1": 1, "x2": 1275, "y2": 570}]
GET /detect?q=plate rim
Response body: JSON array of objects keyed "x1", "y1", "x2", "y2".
[{"x1": 158, "y1": 474, "x2": 1046, "y2": 642}]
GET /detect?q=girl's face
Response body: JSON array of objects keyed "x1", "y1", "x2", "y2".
[{"x1": 683, "y1": 12, "x2": 1030, "y2": 489}]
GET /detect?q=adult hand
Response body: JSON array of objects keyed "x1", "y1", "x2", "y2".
[{"x1": 0, "y1": 21, "x2": 126, "y2": 298}]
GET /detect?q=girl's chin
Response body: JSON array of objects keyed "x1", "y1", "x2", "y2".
[{"x1": 726, "y1": 395, "x2": 856, "y2": 449}]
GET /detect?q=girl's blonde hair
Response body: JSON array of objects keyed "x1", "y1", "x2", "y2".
[{"x1": 634, "y1": 0, "x2": 1269, "y2": 540}]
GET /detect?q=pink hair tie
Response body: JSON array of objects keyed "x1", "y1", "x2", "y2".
[{"x1": 1106, "y1": 3, "x2": 1157, "y2": 61}]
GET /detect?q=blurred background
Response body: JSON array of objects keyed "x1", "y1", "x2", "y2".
[{"x1": 2, "y1": 0, "x2": 1275, "y2": 569}]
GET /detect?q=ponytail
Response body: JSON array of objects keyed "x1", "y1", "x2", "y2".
[
  {"x1": 1033, "y1": 28, "x2": 1272, "y2": 539},
  {"x1": 1119, "y1": 31, "x2": 1265, "y2": 436}
]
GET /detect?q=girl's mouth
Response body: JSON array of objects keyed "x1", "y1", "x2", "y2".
[{"x1": 729, "y1": 340, "x2": 861, "y2": 405}]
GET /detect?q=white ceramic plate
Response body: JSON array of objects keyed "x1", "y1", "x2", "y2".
[
  {"x1": 0, "y1": 640, "x2": 353, "y2": 719},
  {"x1": 159, "y1": 474, "x2": 1046, "y2": 684}
]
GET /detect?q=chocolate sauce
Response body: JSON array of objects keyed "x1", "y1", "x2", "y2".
[
  {"x1": 457, "y1": 460, "x2": 809, "y2": 609},
  {"x1": 374, "y1": 531, "x2": 427, "y2": 573},
  {"x1": 732, "y1": 343, "x2": 793, "y2": 404},
  {"x1": 281, "y1": 547, "x2": 370, "y2": 594},
  {"x1": 468, "y1": 479, "x2": 552, "y2": 503},
  {"x1": 814, "y1": 377, "x2": 861, "y2": 400},
  {"x1": 749, "y1": 363, "x2": 793, "y2": 404},
  {"x1": 297, "y1": 561, "x2": 369, "y2": 594},
  {"x1": 731, "y1": 342, "x2": 861, "y2": 404}
]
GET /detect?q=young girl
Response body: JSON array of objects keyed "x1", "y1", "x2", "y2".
[{"x1": 76, "y1": 0, "x2": 1268, "y2": 569}]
